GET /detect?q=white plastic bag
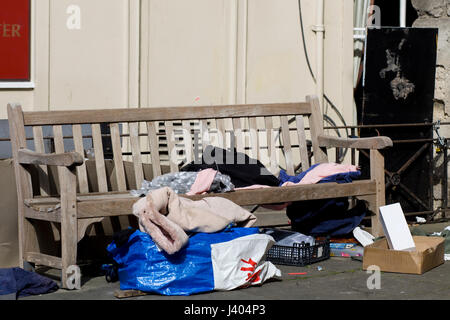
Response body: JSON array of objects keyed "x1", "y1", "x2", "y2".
[{"x1": 211, "y1": 234, "x2": 282, "y2": 291}]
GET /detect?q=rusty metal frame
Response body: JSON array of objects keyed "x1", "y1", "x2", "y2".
[{"x1": 332, "y1": 122, "x2": 448, "y2": 222}]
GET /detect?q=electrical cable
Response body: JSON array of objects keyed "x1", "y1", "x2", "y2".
[{"x1": 298, "y1": 0, "x2": 316, "y2": 84}]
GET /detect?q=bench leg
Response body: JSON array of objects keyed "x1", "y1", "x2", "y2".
[
  {"x1": 370, "y1": 149, "x2": 386, "y2": 237},
  {"x1": 18, "y1": 217, "x2": 37, "y2": 269},
  {"x1": 19, "y1": 208, "x2": 58, "y2": 271},
  {"x1": 60, "y1": 166, "x2": 80, "y2": 289}
]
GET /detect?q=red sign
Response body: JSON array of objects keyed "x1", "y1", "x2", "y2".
[{"x1": 0, "y1": 0, "x2": 30, "y2": 81}]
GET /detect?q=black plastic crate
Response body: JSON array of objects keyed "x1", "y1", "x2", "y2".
[{"x1": 266, "y1": 238, "x2": 330, "y2": 267}]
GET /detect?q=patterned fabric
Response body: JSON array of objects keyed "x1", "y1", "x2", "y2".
[{"x1": 130, "y1": 170, "x2": 234, "y2": 197}]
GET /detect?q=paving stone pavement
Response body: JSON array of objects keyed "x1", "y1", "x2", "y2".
[
  {"x1": 21, "y1": 252, "x2": 450, "y2": 301},
  {"x1": 17, "y1": 222, "x2": 450, "y2": 302}
]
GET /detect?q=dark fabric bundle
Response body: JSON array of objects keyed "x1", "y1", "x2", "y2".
[
  {"x1": 0, "y1": 267, "x2": 58, "y2": 299},
  {"x1": 180, "y1": 145, "x2": 279, "y2": 188}
]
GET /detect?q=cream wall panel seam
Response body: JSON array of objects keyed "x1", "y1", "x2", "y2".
[
  {"x1": 228, "y1": 0, "x2": 238, "y2": 105},
  {"x1": 139, "y1": 0, "x2": 150, "y2": 108},
  {"x1": 236, "y1": 0, "x2": 248, "y2": 105},
  {"x1": 129, "y1": 0, "x2": 140, "y2": 108}
]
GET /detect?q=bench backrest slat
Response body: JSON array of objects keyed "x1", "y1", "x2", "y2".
[
  {"x1": 200, "y1": 119, "x2": 210, "y2": 152},
  {"x1": 234, "y1": 118, "x2": 245, "y2": 154},
  {"x1": 215, "y1": 118, "x2": 226, "y2": 149},
  {"x1": 91, "y1": 124, "x2": 108, "y2": 193},
  {"x1": 248, "y1": 117, "x2": 259, "y2": 161},
  {"x1": 11, "y1": 96, "x2": 326, "y2": 197},
  {"x1": 307, "y1": 96, "x2": 327, "y2": 163},
  {"x1": 264, "y1": 116, "x2": 278, "y2": 174},
  {"x1": 146, "y1": 121, "x2": 162, "y2": 178},
  {"x1": 128, "y1": 122, "x2": 144, "y2": 189},
  {"x1": 182, "y1": 120, "x2": 194, "y2": 164},
  {"x1": 72, "y1": 124, "x2": 90, "y2": 193},
  {"x1": 110, "y1": 123, "x2": 127, "y2": 192},
  {"x1": 280, "y1": 116, "x2": 295, "y2": 176},
  {"x1": 295, "y1": 115, "x2": 310, "y2": 170},
  {"x1": 52, "y1": 125, "x2": 64, "y2": 154},
  {"x1": 22, "y1": 102, "x2": 311, "y2": 126},
  {"x1": 32, "y1": 126, "x2": 50, "y2": 196},
  {"x1": 164, "y1": 121, "x2": 179, "y2": 173},
  {"x1": 52, "y1": 125, "x2": 67, "y2": 196}
]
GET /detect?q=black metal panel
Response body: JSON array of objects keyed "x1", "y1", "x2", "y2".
[{"x1": 358, "y1": 27, "x2": 438, "y2": 216}]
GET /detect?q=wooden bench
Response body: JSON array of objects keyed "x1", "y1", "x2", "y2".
[{"x1": 7, "y1": 95, "x2": 392, "y2": 289}]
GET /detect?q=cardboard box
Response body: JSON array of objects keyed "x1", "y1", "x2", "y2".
[
  {"x1": 363, "y1": 236, "x2": 445, "y2": 274},
  {"x1": 379, "y1": 203, "x2": 416, "y2": 251}
]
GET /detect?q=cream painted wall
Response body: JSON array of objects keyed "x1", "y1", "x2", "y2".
[
  {"x1": 140, "y1": 0, "x2": 234, "y2": 107},
  {"x1": 0, "y1": 0, "x2": 354, "y2": 135},
  {"x1": 48, "y1": 0, "x2": 132, "y2": 110},
  {"x1": 246, "y1": 0, "x2": 317, "y2": 104}
]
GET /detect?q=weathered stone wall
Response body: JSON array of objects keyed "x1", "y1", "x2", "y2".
[{"x1": 411, "y1": 0, "x2": 450, "y2": 217}]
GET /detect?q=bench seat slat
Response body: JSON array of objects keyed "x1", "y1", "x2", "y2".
[
  {"x1": 76, "y1": 180, "x2": 376, "y2": 217},
  {"x1": 24, "y1": 180, "x2": 377, "y2": 218}
]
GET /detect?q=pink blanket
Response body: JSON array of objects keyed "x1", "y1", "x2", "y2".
[
  {"x1": 282, "y1": 163, "x2": 359, "y2": 186},
  {"x1": 133, "y1": 187, "x2": 257, "y2": 254},
  {"x1": 186, "y1": 168, "x2": 218, "y2": 195}
]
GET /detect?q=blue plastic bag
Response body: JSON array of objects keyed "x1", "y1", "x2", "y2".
[{"x1": 107, "y1": 227, "x2": 260, "y2": 296}]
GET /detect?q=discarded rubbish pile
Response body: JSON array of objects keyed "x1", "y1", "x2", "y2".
[
  {"x1": 106, "y1": 151, "x2": 371, "y2": 297},
  {"x1": 105, "y1": 186, "x2": 280, "y2": 296},
  {"x1": 102, "y1": 147, "x2": 446, "y2": 297},
  {"x1": 107, "y1": 227, "x2": 281, "y2": 296}
]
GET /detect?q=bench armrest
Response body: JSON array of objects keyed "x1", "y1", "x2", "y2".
[
  {"x1": 318, "y1": 134, "x2": 393, "y2": 150},
  {"x1": 18, "y1": 148, "x2": 84, "y2": 167}
]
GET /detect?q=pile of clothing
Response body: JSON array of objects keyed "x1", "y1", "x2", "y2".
[
  {"x1": 109, "y1": 146, "x2": 368, "y2": 295},
  {"x1": 131, "y1": 146, "x2": 367, "y2": 238},
  {"x1": 0, "y1": 267, "x2": 58, "y2": 300},
  {"x1": 131, "y1": 186, "x2": 257, "y2": 254}
]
